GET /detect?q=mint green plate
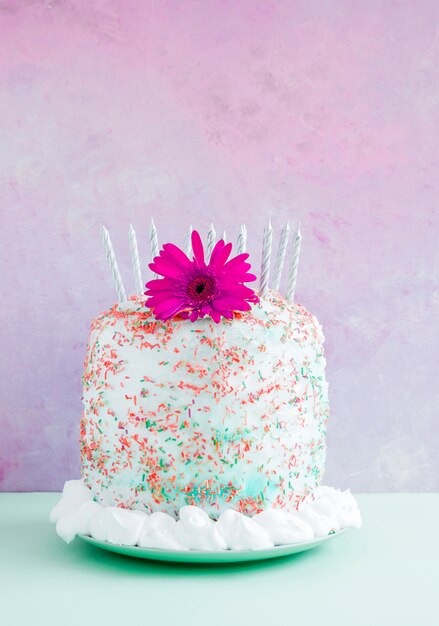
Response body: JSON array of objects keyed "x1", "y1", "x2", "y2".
[{"x1": 78, "y1": 528, "x2": 349, "y2": 563}]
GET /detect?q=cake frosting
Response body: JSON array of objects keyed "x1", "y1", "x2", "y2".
[{"x1": 80, "y1": 291, "x2": 329, "y2": 517}]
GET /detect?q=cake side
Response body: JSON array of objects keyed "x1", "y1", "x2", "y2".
[{"x1": 80, "y1": 292, "x2": 329, "y2": 517}]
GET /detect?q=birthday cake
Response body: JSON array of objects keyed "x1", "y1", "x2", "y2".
[{"x1": 51, "y1": 222, "x2": 361, "y2": 550}]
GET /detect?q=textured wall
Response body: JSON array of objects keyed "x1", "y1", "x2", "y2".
[{"x1": 1, "y1": 1, "x2": 438, "y2": 492}]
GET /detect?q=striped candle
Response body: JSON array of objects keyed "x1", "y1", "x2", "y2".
[
  {"x1": 149, "y1": 217, "x2": 159, "y2": 279},
  {"x1": 206, "y1": 223, "x2": 216, "y2": 260},
  {"x1": 128, "y1": 224, "x2": 143, "y2": 295},
  {"x1": 259, "y1": 218, "x2": 273, "y2": 297},
  {"x1": 149, "y1": 217, "x2": 159, "y2": 261},
  {"x1": 271, "y1": 221, "x2": 290, "y2": 292},
  {"x1": 286, "y1": 223, "x2": 302, "y2": 303},
  {"x1": 184, "y1": 225, "x2": 193, "y2": 257},
  {"x1": 100, "y1": 226, "x2": 127, "y2": 303},
  {"x1": 237, "y1": 224, "x2": 247, "y2": 254}
]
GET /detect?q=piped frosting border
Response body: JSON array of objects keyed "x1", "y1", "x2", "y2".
[{"x1": 50, "y1": 480, "x2": 361, "y2": 551}]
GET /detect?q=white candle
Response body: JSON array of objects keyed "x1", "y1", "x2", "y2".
[
  {"x1": 237, "y1": 224, "x2": 247, "y2": 254},
  {"x1": 100, "y1": 226, "x2": 127, "y2": 303},
  {"x1": 271, "y1": 221, "x2": 290, "y2": 292},
  {"x1": 206, "y1": 223, "x2": 216, "y2": 260},
  {"x1": 149, "y1": 217, "x2": 159, "y2": 261},
  {"x1": 129, "y1": 224, "x2": 143, "y2": 295},
  {"x1": 259, "y1": 217, "x2": 273, "y2": 297},
  {"x1": 286, "y1": 223, "x2": 302, "y2": 303},
  {"x1": 184, "y1": 225, "x2": 193, "y2": 257}
]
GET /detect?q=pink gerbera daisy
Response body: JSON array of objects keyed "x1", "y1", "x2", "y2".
[{"x1": 145, "y1": 230, "x2": 259, "y2": 323}]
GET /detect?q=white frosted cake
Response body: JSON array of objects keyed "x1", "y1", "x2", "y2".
[{"x1": 51, "y1": 223, "x2": 360, "y2": 551}]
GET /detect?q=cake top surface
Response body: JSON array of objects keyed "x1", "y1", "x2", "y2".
[{"x1": 91, "y1": 291, "x2": 324, "y2": 347}]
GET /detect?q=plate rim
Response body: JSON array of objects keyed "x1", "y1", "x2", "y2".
[{"x1": 77, "y1": 527, "x2": 350, "y2": 563}]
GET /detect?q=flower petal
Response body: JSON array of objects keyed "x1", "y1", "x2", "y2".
[
  {"x1": 149, "y1": 258, "x2": 186, "y2": 280},
  {"x1": 157, "y1": 248, "x2": 190, "y2": 269},
  {"x1": 210, "y1": 241, "x2": 232, "y2": 270},
  {"x1": 162, "y1": 243, "x2": 192, "y2": 270},
  {"x1": 221, "y1": 271, "x2": 257, "y2": 285},
  {"x1": 223, "y1": 253, "x2": 250, "y2": 272},
  {"x1": 191, "y1": 230, "x2": 205, "y2": 266},
  {"x1": 145, "y1": 294, "x2": 177, "y2": 307},
  {"x1": 153, "y1": 297, "x2": 185, "y2": 313},
  {"x1": 153, "y1": 298, "x2": 187, "y2": 320},
  {"x1": 219, "y1": 284, "x2": 256, "y2": 299},
  {"x1": 145, "y1": 278, "x2": 179, "y2": 293},
  {"x1": 210, "y1": 310, "x2": 222, "y2": 323},
  {"x1": 212, "y1": 297, "x2": 252, "y2": 312},
  {"x1": 189, "y1": 309, "x2": 199, "y2": 322}
]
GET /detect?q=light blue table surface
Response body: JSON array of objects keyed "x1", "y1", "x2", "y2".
[{"x1": 1, "y1": 493, "x2": 438, "y2": 626}]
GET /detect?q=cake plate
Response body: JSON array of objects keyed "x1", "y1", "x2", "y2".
[{"x1": 78, "y1": 528, "x2": 349, "y2": 563}]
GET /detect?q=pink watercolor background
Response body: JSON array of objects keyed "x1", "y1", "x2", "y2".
[{"x1": 1, "y1": 1, "x2": 438, "y2": 492}]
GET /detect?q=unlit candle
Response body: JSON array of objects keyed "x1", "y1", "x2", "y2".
[
  {"x1": 286, "y1": 223, "x2": 302, "y2": 303},
  {"x1": 259, "y1": 218, "x2": 273, "y2": 297},
  {"x1": 206, "y1": 223, "x2": 216, "y2": 260},
  {"x1": 129, "y1": 224, "x2": 143, "y2": 296},
  {"x1": 272, "y1": 221, "x2": 290, "y2": 292},
  {"x1": 237, "y1": 224, "x2": 247, "y2": 254},
  {"x1": 100, "y1": 226, "x2": 127, "y2": 303}
]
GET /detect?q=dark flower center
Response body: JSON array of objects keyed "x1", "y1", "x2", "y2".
[{"x1": 187, "y1": 274, "x2": 216, "y2": 303}]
